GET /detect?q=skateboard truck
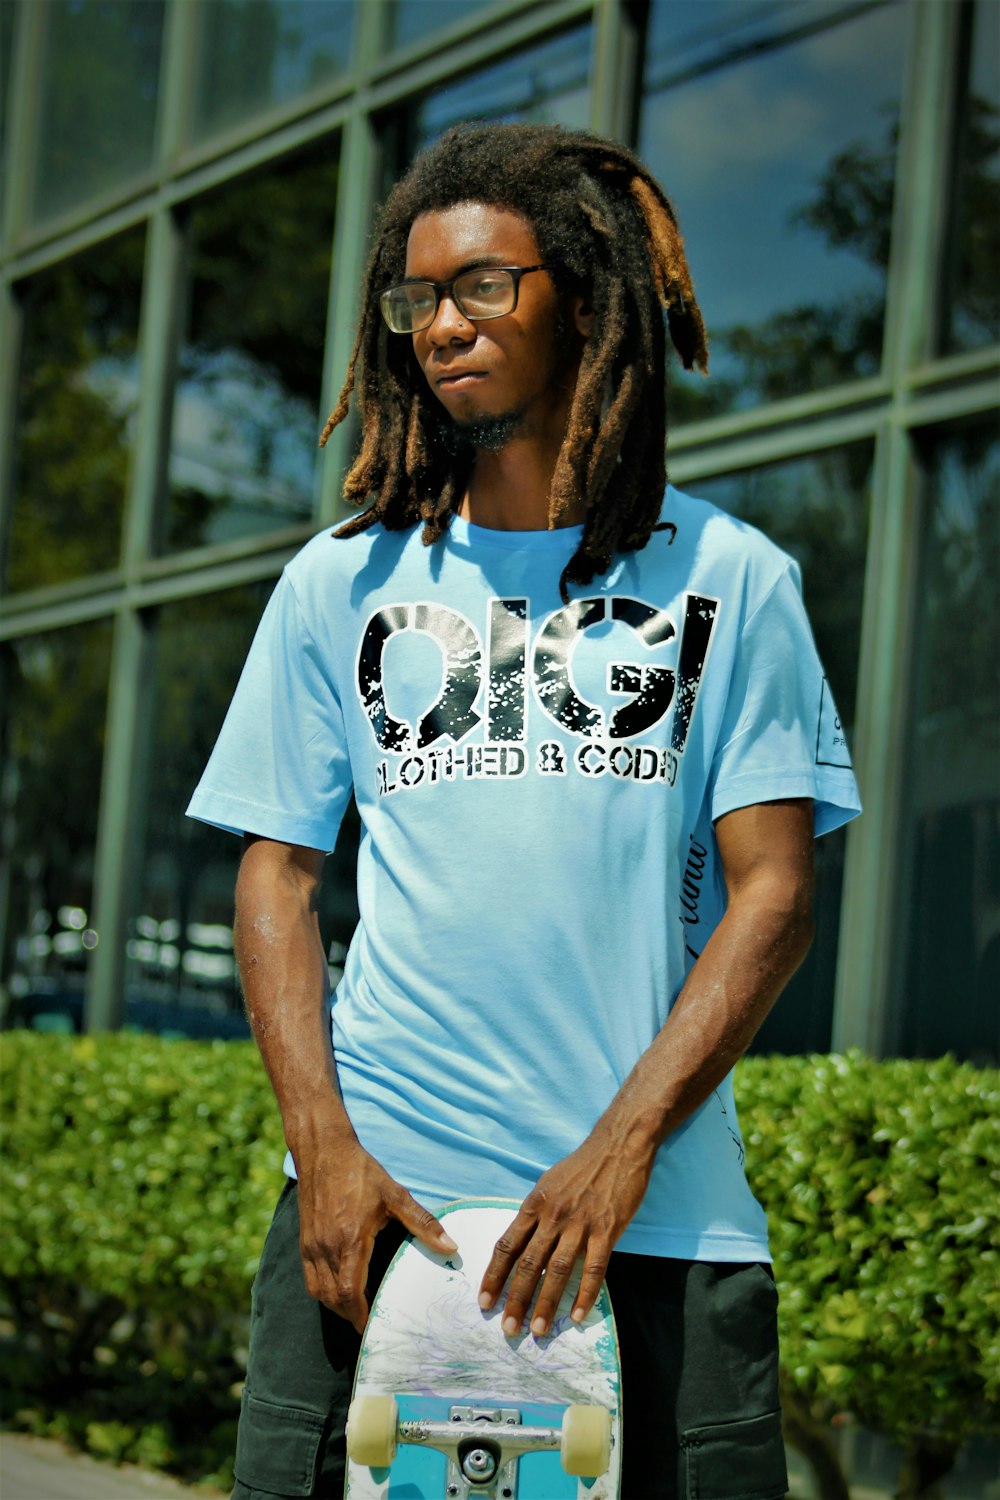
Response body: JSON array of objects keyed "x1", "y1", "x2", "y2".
[
  {"x1": 347, "y1": 1394, "x2": 612, "y2": 1497},
  {"x1": 445, "y1": 1404, "x2": 522, "y2": 1498}
]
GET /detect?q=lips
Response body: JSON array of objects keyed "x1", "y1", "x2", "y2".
[{"x1": 435, "y1": 369, "x2": 487, "y2": 389}]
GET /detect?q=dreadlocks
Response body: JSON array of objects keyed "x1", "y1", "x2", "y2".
[{"x1": 319, "y1": 123, "x2": 708, "y2": 603}]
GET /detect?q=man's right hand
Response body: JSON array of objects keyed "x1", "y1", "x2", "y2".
[{"x1": 295, "y1": 1139, "x2": 457, "y2": 1332}]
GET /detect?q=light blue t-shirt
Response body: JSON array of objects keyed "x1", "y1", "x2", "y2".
[{"x1": 188, "y1": 486, "x2": 861, "y2": 1261}]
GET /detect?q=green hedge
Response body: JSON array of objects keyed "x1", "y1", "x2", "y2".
[{"x1": 1, "y1": 1035, "x2": 997, "y2": 1495}]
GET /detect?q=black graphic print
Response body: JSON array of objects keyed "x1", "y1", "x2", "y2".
[
  {"x1": 487, "y1": 598, "x2": 528, "y2": 742},
  {"x1": 356, "y1": 592, "x2": 720, "y2": 797},
  {"x1": 358, "y1": 602, "x2": 483, "y2": 751},
  {"x1": 671, "y1": 595, "x2": 718, "y2": 754},
  {"x1": 358, "y1": 604, "x2": 411, "y2": 752}
]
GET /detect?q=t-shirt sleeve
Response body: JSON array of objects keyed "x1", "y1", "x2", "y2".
[
  {"x1": 710, "y1": 560, "x2": 862, "y2": 837},
  {"x1": 186, "y1": 573, "x2": 353, "y2": 851}
]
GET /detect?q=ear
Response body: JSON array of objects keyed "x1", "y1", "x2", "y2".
[{"x1": 571, "y1": 294, "x2": 593, "y2": 339}]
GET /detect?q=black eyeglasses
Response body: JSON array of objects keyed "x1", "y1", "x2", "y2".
[{"x1": 378, "y1": 265, "x2": 551, "y2": 334}]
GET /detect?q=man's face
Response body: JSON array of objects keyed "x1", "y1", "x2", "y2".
[{"x1": 403, "y1": 202, "x2": 588, "y2": 449}]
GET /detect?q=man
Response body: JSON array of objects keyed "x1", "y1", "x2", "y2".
[{"x1": 188, "y1": 123, "x2": 861, "y2": 1500}]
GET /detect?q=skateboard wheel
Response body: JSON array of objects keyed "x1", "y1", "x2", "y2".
[
  {"x1": 346, "y1": 1393, "x2": 399, "y2": 1467},
  {"x1": 560, "y1": 1404, "x2": 612, "y2": 1477}
]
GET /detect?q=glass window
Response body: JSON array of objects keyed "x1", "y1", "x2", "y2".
[
  {"x1": 406, "y1": 25, "x2": 592, "y2": 154},
  {"x1": 639, "y1": 0, "x2": 910, "y2": 421},
  {"x1": 124, "y1": 585, "x2": 359, "y2": 1037},
  {"x1": 162, "y1": 148, "x2": 339, "y2": 555},
  {"x1": 942, "y1": 0, "x2": 1000, "y2": 354},
  {"x1": 5, "y1": 229, "x2": 145, "y2": 594},
  {"x1": 33, "y1": 0, "x2": 165, "y2": 225},
  {"x1": 390, "y1": 0, "x2": 498, "y2": 53},
  {"x1": 0, "y1": 619, "x2": 114, "y2": 1033},
  {"x1": 192, "y1": 0, "x2": 357, "y2": 144},
  {"x1": 894, "y1": 424, "x2": 1000, "y2": 1065},
  {"x1": 690, "y1": 442, "x2": 872, "y2": 1052}
]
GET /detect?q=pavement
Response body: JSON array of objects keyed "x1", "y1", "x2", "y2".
[{"x1": 0, "y1": 1433, "x2": 227, "y2": 1500}]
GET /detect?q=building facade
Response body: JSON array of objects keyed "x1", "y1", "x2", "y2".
[{"x1": 0, "y1": 0, "x2": 997, "y2": 1061}]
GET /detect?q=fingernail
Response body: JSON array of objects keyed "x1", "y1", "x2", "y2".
[
  {"x1": 531, "y1": 1317, "x2": 548, "y2": 1337},
  {"x1": 440, "y1": 1235, "x2": 458, "y2": 1252},
  {"x1": 502, "y1": 1315, "x2": 519, "y2": 1337},
  {"x1": 478, "y1": 1292, "x2": 493, "y2": 1310},
  {"x1": 571, "y1": 1307, "x2": 585, "y2": 1323}
]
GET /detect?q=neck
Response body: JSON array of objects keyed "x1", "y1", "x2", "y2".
[{"x1": 458, "y1": 425, "x2": 584, "y2": 533}]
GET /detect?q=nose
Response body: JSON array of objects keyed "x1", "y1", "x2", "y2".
[{"x1": 425, "y1": 293, "x2": 475, "y2": 347}]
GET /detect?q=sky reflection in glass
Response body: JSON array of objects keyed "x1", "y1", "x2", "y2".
[{"x1": 641, "y1": 0, "x2": 909, "y2": 418}]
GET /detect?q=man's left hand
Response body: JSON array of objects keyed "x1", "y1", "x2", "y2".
[{"x1": 477, "y1": 1131, "x2": 654, "y2": 1337}]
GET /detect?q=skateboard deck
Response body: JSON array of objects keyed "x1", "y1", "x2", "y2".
[{"x1": 344, "y1": 1198, "x2": 622, "y2": 1499}]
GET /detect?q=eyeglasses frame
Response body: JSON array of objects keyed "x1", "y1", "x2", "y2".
[{"x1": 377, "y1": 264, "x2": 552, "y2": 334}]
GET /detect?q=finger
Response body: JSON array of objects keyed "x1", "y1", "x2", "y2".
[
  {"x1": 478, "y1": 1212, "x2": 538, "y2": 1311},
  {"x1": 317, "y1": 1260, "x2": 371, "y2": 1332},
  {"x1": 302, "y1": 1235, "x2": 373, "y2": 1332},
  {"x1": 390, "y1": 1189, "x2": 459, "y2": 1256},
  {"x1": 570, "y1": 1244, "x2": 613, "y2": 1325},
  {"x1": 525, "y1": 1234, "x2": 584, "y2": 1338},
  {"x1": 498, "y1": 1230, "x2": 559, "y2": 1337}
]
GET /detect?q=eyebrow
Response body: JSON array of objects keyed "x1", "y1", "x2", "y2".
[{"x1": 398, "y1": 254, "x2": 511, "y2": 284}]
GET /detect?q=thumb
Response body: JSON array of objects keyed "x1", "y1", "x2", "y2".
[{"x1": 391, "y1": 1192, "x2": 458, "y2": 1255}]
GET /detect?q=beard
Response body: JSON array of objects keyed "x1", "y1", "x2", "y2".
[{"x1": 433, "y1": 405, "x2": 525, "y2": 455}]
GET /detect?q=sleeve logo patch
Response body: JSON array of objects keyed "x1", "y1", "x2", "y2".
[{"x1": 816, "y1": 678, "x2": 853, "y2": 768}]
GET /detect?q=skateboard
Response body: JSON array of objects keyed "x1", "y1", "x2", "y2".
[{"x1": 344, "y1": 1197, "x2": 622, "y2": 1499}]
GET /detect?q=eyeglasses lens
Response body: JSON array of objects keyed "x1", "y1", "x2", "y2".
[{"x1": 381, "y1": 269, "x2": 516, "y2": 333}]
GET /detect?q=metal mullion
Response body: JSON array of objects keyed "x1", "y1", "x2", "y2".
[
  {"x1": 669, "y1": 375, "x2": 892, "y2": 454},
  {"x1": 371, "y1": 0, "x2": 544, "y2": 77},
  {"x1": 830, "y1": 416, "x2": 922, "y2": 1054},
  {"x1": 1, "y1": 194, "x2": 154, "y2": 280},
  {"x1": 831, "y1": 0, "x2": 963, "y2": 1055},
  {"x1": 85, "y1": 603, "x2": 153, "y2": 1031},
  {"x1": 157, "y1": 0, "x2": 202, "y2": 166},
  {"x1": 122, "y1": 206, "x2": 186, "y2": 572},
  {"x1": 879, "y1": 0, "x2": 962, "y2": 382},
  {"x1": 317, "y1": 108, "x2": 384, "y2": 525},
  {"x1": 0, "y1": 546, "x2": 294, "y2": 641},
  {"x1": 0, "y1": 566, "x2": 123, "y2": 622},
  {"x1": 899, "y1": 373, "x2": 1000, "y2": 429},
  {"x1": 139, "y1": 523, "x2": 316, "y2": 582},
  {"x1": 126, "y1": 551, "x2": 289, "y2": 610},
  {"x1": 669, "y1": 401, "x2": 886, "y2": 486},
  {"x1": 0, "y1": 589, "x2": 123, "y2": 642},
  {"x1": 590, "y1": 0, "x2": 643, "y2": 143},
  {"x1": 162, "y1": 97, "x2": 353, "y2": 209},
  {"x1": 0, "y1": 278, "x2": 21, "y2": 583},
  {"x1": 906, "y1": 345, "x2": 1000, "y2": 392},
  {"x1": 1, "y1": 0, "x2": 46, "y2": 248}
]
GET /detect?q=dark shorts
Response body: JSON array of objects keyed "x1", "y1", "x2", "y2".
[{"x1": 232, "y1": 1181, "x2": 787, "y2": 1500}]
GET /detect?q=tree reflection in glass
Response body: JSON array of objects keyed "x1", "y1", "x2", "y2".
[
  {"x1": 407, "y1": 25, "x2": 592, "y2": 154},
  {"x1": 0, "y1": 621, "x2": 114, "y2": 1032},
  {"x1": 691, "y1": 444, "x2": 872, "y2": 1053},
  {"x1": 640, "y1": 0, "x2": 909, "y2": 420},
  {"x1": 33, "y1": 0, "x2": 165, "y2": 225},
  {"x1": 943, "y1": 0, "x2": 1000, "y2": 353},
  {"x1": 390, "y1": 0, "x2": 497, "y2": 53},
  {"x1": 163, "y1": 150, "x2": 339, "y2": 554},
  {"x1": 193, "y1": 0, "x2": 357, "y2": 143},
  {"x1": 5, "y1": 231, "x2": 144, "y2": 593}
]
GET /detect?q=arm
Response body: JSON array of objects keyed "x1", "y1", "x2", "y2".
[
  {"x1": 478, "y1": 797, "x2": 815, "y2": 1336},
  {"x1": 234, "y1": 834, "x2": 456, "y2": 1331}
]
